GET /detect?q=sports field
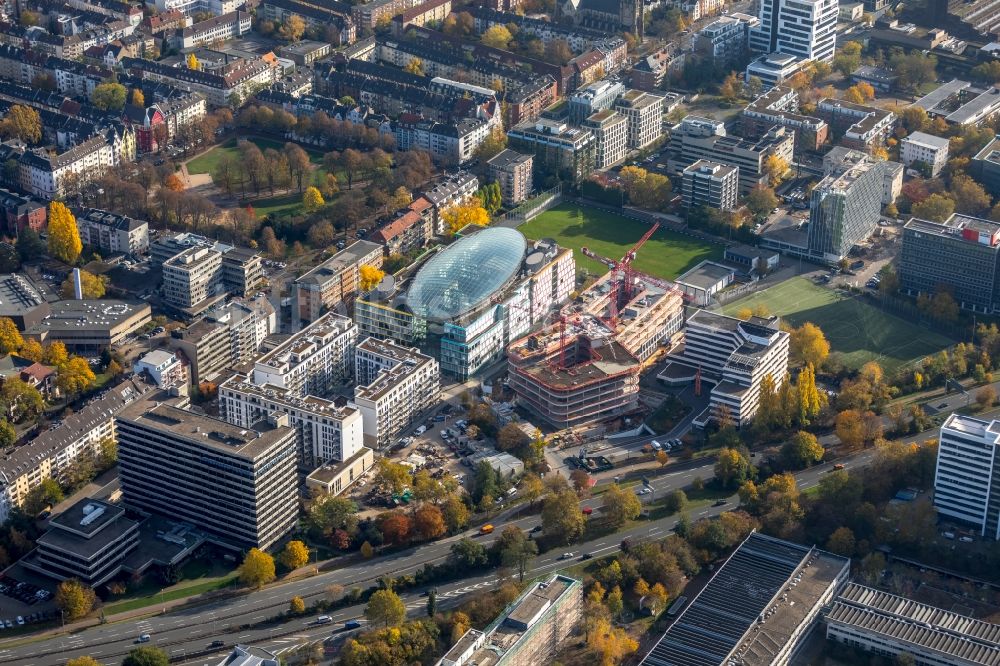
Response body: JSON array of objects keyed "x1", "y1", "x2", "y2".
[
  {"x1": 721, "y1": 277, "x2": 954, "y2": 372},
  {"x1": 519, "y1": 204, "x2": 723, "y2": 280}
]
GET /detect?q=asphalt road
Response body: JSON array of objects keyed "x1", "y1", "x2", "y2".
[{"x1": 0, "y1": 436, "x2": 895, "y2": 666}]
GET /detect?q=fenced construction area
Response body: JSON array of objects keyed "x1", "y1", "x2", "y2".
[
  {"x1": 720, "y1": 277, "x2": 955, "y2": 372},
  {"x1": 518, "y1": 203, "x2": 722, "y2": 280}
]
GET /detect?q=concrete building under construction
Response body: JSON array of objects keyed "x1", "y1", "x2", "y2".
[{"x1": 507, "y1": 273, "x2": 683, "y2": 429}]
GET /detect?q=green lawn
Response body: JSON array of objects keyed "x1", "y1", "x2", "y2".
[
  {"x1": 103, "y1": 573, "x2": 238, "y2": 615},
  {"x1": 186, "y1": 137, "x2": 324, "y2": 175},
  {"x1": 519, "y1": 204, "x2": 723, "y2": 280},
  {"x1": 251, "y1": 192, "x2": 305, "y2": 217},
  {"x1": 721, "y1": 277, "x2": 955, "y2": 372}
]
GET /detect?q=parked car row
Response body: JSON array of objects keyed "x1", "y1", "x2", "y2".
[
  {"x1": 0, "y1": 577, "x2": 50, "y2": 606},
  {"x1": 651, "y1": 438, "x2": 683, "y2": 452}
]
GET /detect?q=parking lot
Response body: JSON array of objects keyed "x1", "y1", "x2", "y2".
[
  {"x1": 0, "y1": 565, "x2": 60, "y2": 627},
  {"x1": 345, "y1": 403, "x2": 476, "y2": 517}
]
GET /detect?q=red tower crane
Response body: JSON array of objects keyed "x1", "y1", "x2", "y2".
[{"x1": 606, "y1": 222, "x2": 660, "y2": 328}]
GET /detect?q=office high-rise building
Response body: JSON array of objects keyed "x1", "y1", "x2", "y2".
[
  {"x1": 900, "y1": 213, "x2": 1000, "y2": 314},
  {"x1": 750, "y1": 0, "x2": 839, "y2": 63},
  {"x1": 117, "y1": 403, "x2": 299, "y2": 550},
  {"x1": 934, "y1": 413, "x2": 1000, "y2": 539},
  {"x1": 681, "y1": 160, "x2": 739, "y2": 211},
  {"x1": 807, "y1": 151, "x2": 882, "y2": 262}
]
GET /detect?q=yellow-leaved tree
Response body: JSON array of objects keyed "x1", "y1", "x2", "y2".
[
  {"x1": 238, "y1": 547, "x2": 276, "y2": 588},
  {"x1": 48, "y1": 202, "x2": 82, "y2": 264},
  {"x1": 55, "y1": 579, "x2": 97, "y2": 621},
  {"x1": 442, "y1": 202, "x2": 489, "y2": 235},
  {"x1": 187, "y1": 52, "x2": 199, "y2": 70},
  {"x1": 359, "y1": 264, "x2": 385, "y2": 292},
  {"x1": 61, "y1": 270, "x2": 107, "y2": 299},
  {"x1": 763, "y1": 155, "x2": 789, "y2": 188},
  {"x1": 0, "y1": 317, "x2": 23, "y2": 354},
  {"x1": 56, "y1": 356, "x2": 96, "y2": 396},
  {"x1": 280, "y1": 540, "x2": 310, "y2": 570},
  {"x1": 302, "y1": 186, "x2": 325, "y2": 213}
]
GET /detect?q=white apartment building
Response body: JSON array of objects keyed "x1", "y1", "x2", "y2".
[
  {"x1": 660, "y1": 311, "x2": 789, "y2": 426},
  {"x1": 76, "y1": 208, "x2": 150, "y2": 256},
  {"x1": 162, "y1": 246, "x2": 224, "y2": 311},
  {"x1": 253, "y1": 313, "x2": 357, "y2": 397},
  {"x1": 901, "y1": 131, "x2": 950, "y2": 177},
  {"x1": 749, "y1": 0, "x2": 838, "y2": 63},
  {"x1": 19, "y1": 138, "x2": 115, "y2": 199},
  {"x1": 177, "y1": 10, "x2": 251, "y2": 48},
  {"x1": 219, "y1": 374, "x2": 364, "y2": 471},
  {"x1": 354, "y1": 338, "x2": 439, "y2": 449},
  {"x1": 934, "y1": 413, "x2": 1000, "y2": 539},
  {"x1": 582, "y1": 109, "x2": 628, "y2": 169},
  {"x1": 614, "y1": 89, "x2": 664, "y2": 150},
  {"x1": 151, "y1": 0, "x2": 243, "y2": 17},
  {"x1": 132, "y1": 349, "x2": 186, "y2": 388}
]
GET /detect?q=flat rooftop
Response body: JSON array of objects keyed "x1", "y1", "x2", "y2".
[
  {"x1": 255, "y1": 312, "x2": 355, "y2": 371},
  {"x1": 26, "y1": 299, "x2": 150, "y2": 333},
  {"x1": 47, "y1": 498, "x2": 125, "y2": 539},
  {"x1": 354, "y1": 339, "x2": 436, "y2": 402},
  {"x1": 827, "y1": 583, "x2": 1000, "y2": 665},
  {"x1": 641, "y1": 532, "x2": 848, "y2": 666},
  {"x1": 676, "y1": 261, "x2": 735, "y2": 290},
  {"x1": 907, "y1": 213, "x2": 1000, "y2": 237},
  {"x1": 306, "y1": 446, "x2": 373, "y2": 484},
  {"x1": 0, "y1": 274, "x2": 45, "y2": 316},
  {"x1": 816, "y1": 151, "x2": 878, "y2": 192},
  {"x1": 222, "y1": 374, "x2": 359, "y2": 420},
  {"x1": 904, "y1": 131, "x2": 950, "y2": 149},
  {"x1": 118, "y1": 402, "x2": 291, "y2": 461},
  {"x1": 294, "y1": 240, "x2": 382, "y2": 286},
  {"x1": 464, "y1": 575, "x2": 579, "y2": 664}
]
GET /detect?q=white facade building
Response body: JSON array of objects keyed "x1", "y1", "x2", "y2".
[
  {"x1": 253, "y1": 313, "x2": 357, "y2": 396},
  {"x1": 219, "y1": 374, "x2": 364, "y2": 471},
  {"x1": 934, "y1": 413, "x2": 1000, "y2": 539},
  {"x1": 901, "y1": 131, "x2": 950, "y2": 177},
  {"x1": 76, "y1": 209, "x2": 150, "y2": 256},
  {"x1": 614, "y1": 89, "x2": 665, "y2": 150},
  {"x1": 354, "y1": 338, "x2": 440, "y2": 449},
  {"x1": 582, "y1": 109, "x2": 628, "y2": 169},
  {"x1": 132, "y1": 350, "x2": 186, "y2": 388},
  {"x1": 749, "y1": 0, "x2": 838, "y2": 63},
  {"x1": 660, "y1": 311, "x2": 789, "y2": 426}
]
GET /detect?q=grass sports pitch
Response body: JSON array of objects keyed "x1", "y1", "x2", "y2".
[
  {"x1": 721, "y1": 277, "x2": 954, "y2": 372},
  {"x1": 519, "y1": 204, "x2": 723, "y2": 280}
]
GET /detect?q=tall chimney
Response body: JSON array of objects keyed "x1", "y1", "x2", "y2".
[{"x1": 72, "y1": 268, "x2": 83, "y2": 300}]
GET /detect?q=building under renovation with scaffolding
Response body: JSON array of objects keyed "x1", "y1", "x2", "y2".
[{"x1": 507, "y1": 271, "x2": 684, "y2": 429}]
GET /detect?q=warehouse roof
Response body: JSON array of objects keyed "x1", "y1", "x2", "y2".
[{"x1": 827, "y1": 583, "x2": 1000, "y2": 665}]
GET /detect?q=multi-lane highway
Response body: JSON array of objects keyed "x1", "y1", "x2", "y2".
[{"x1": 0, "y1": 437, "x2": 888, "y2": 666}]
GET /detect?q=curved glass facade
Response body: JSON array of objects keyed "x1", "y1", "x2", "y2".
[{"x1": 406, "y1": 228, "x2": 527, "y2": 321}]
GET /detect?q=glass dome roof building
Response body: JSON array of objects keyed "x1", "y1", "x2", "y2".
[{"x1": 406, "y1": 227, "x2": 528, "y2": 322}]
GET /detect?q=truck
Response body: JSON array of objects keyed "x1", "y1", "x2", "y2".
[{"x1": 479, "y1": 524, "x2": 494, "y2": 535}]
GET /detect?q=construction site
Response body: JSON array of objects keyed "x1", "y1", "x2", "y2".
[{"x1": 506, "y1": 224, "x2": 685, "y2": 429}]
